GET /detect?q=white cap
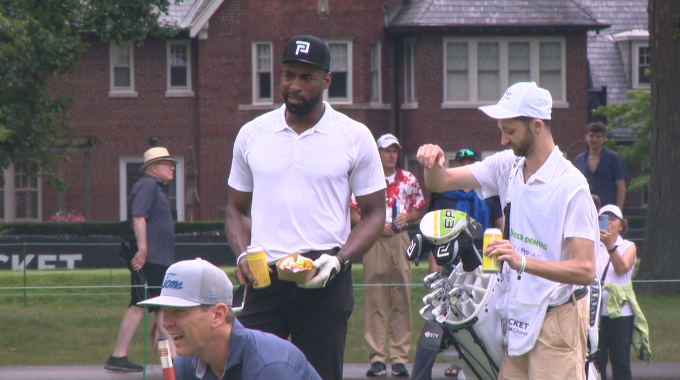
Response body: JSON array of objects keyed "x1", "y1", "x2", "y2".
[
  {"x1": 599, "y1": 204, "x2": 623, "y2": 219},
  {"x1": 138, "y1": 258, "x2": 233, "y2": 308},
  {"x1": 478, "y1": 82, "x2": 552, "y2": 120},
  {"x1": 377, "y1": 133, "x2": 401, "y2": 149}
]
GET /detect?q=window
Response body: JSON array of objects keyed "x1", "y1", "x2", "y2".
[
  {"x1": 443, "y1": 38, "x2": 566, "y2": 106},
  {"x1": 109, "y1": 42, "x2": 136, "y2": 97},
  {"x1": 119, "y1": 156, "x2": 185, "y2": 221},
  {"x1": 326, "y1": 40, "x2": 352, "y2": 103},
  {"x1": 1, "y1": 165, "x2": 42, "y2": 222},
  {"x1": 167, "y1": 41, "x2": 193, "y2": 96},
  {"x1": 370, "y1": 42, "x2": 381, "y2": 103},
  {"x1": 404, "y1": 39, "x2": 417, "y2": 105},
  {"x1": 252, "y1": 42, "x2": 273, "y2": 103},
  {"x1": 633, "y1": 42, "x2": 650, "y2": 88}
]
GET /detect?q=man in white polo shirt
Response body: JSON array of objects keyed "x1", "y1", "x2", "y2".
[
  {"x1": 417, "y1": 82, "x2": 598, "y2": 380},
  {"x1": 225, "y1": 35, "x2": 386, "y2": 380}
]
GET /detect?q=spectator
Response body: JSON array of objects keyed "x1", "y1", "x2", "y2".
[
  {"x1": 411, "y1": 147, "x2": 503, "y2": 380},
  {"x1": 417, "y1": 81, "x2": 598, "y2": 380},
  {"x1": 595, "y1": 205, "x2": 644, "y2": 380},
  {"x1": 139, "y1": 258, "x2": 322, "y2": 380},
  {"x1": 350, "y1": 133, "x2": 425, "y2": 377},
  {"x1": 105, "y1": 147, "x2": 177, "y2": 372},
  {"x1": 225, "y1": 35, "x2": 385, "y2": 380},
  {"x1": 573, "y1": 122, "x2": 628, "y2": 210}
]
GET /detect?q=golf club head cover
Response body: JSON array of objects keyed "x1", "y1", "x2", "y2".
[{"x1": 405, "y1": 233, "x2": 435, "y2": 264}]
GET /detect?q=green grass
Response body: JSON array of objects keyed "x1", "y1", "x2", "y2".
[{"x1": 1, "y1": 266, "x2": 678, "y2": 366}]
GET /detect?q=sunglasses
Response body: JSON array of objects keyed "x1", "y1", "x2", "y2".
[{"x1": 457, "y1": 149, "x2": 475, "y2": 158}]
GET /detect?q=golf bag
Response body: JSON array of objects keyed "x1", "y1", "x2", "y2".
[
  {"x1": 407, "y1": 209, "x2": 504, "y2": 380},
  {"x1": 407, "y1": 209, "x2": 603, "y2": 380}
]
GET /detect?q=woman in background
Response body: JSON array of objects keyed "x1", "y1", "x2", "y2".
[{"x1": 594, "y1": 205, "x2": 637, "y2": 380}]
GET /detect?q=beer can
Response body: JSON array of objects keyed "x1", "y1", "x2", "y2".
[
  {"x1": 246, "y1": 245, "x2": 271, "y2": 288},
  {"x1": 482, "y1": 228, "x2": 503, "y2": 273}
]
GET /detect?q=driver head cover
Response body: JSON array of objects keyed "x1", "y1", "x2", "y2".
[{"x1": 420, "y1": 209, "x2": 470, "y2": 245}]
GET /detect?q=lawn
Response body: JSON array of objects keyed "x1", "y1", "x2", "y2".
[{"x1": 1, "y1": 265, "x2": 678, "y2": 366}]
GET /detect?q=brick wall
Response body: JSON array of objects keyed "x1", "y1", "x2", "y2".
[{"x1": 45, "y1": 0, "x2": 593, "y2": 222}]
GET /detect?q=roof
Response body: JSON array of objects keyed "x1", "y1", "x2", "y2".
[
  {"x1": 388, "y1": 0, "x2": 606, "y2": 30},
  {"x1": 577, "y1": 0, "x2": 648, "y2": 105},
  {"x1": 160, "y1": 0, "x2": 223, "y2": 38}
]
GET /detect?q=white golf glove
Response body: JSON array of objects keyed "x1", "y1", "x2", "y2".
[{"x1": 298, "y1": 254, "x2": 340, "y2": 288}]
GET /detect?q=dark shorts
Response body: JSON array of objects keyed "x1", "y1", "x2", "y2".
[{"x1": 129, "y1": 262, "x2": 168, "y2": 311}]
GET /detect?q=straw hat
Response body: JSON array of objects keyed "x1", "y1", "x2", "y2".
[{"x1": 140, "y1": 147, "x2": 177, "y2": 173}]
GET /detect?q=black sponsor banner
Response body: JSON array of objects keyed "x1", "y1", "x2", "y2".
[{"x1": 0, "y1": 238, "x2": 235, "y2": 270}]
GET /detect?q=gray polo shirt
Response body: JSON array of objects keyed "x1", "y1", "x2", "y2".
[{"x1": 129, "y1": 174, "x2": 175, "y2": 266}]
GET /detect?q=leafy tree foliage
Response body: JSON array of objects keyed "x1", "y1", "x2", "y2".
[
  {"x1": 0, "y1": 0, "x2": 178, "y2": 188},
  {"x1": 593, "y1": 89, "x2": 651, "y2": 191}
]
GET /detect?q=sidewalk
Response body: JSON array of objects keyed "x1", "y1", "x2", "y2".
[{"x1": 0, "y1": 362, "x2": 678, "y2": 380}]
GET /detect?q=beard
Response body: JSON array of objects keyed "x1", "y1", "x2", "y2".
[
  {"x1": 283, "y1": 90, "x2": 323, "y2": 116},
  {"x1": 510, "y1": 125, "x2": 535, "y2": 157}
]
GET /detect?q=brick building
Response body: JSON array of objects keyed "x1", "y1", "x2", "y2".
[{"x1": 6, "y1": 0, "x2": 607, "y2": 222}]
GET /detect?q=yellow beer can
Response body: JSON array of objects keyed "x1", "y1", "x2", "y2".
[
  {"x1": 247, "y1": 245, "x2": 271, "y2": 288},
  {"x1": 482, "y1": 228, "x2": 503, "y2": 273}
]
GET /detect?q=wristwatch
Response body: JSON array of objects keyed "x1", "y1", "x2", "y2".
[
  {"x1": 338, "y1": 252, "x2": 351, "y2": 271},
  {"x1": 607, "y1": 245, "x2": 618, "y2": 253}
]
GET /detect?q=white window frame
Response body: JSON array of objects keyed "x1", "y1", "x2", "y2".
[
  {"x1": 252, "y1": 41, "x2": 274, "y2": 104},
  {"x1": 442, "y1": 37, "x2": 567, "y2": 108},
  {"x1": 403, "y1": 39, "x2": 417, "y2": 108},
  {"x1": 632, "y1": 41, "x2": 650, "y2": 89},
  {"x1": 166, "y1": 40, "x2": 194, "y2": 97},
  {"x1": 119, "y1": 156, "x2": 185, "y2": 221},
  {"x1": 369, "y1": 42, "x2": 382, "y2": 104},
  {"x1": 324, "y1": 39, "x2": 353, "y2": 104},
  {"x1": 1, "y1": 165, "x2": 42, "y2": 222},
  {"x1": 109, "y1": 42, "x2": 137, "y2": 98}
]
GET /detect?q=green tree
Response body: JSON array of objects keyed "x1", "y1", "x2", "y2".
[
  {"x1": 593, "y1": 89, "x2": 651, "y2": 191},
  {"x1": 0, "y1": 0, "x2": 179, "y2": 188}
]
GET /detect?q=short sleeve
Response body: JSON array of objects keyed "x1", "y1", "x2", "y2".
[
  {"x1": 130, "y1": 179, "x2": 157, "y2": 219},
  {"x1": 564, "y1": 187, "x2": 598, "y2": 242},
  {"x1": 228, "y1": 127, "x2": 254, "y2": 192},
  {"x1": 348, "y1": 125, "x2": 385, "y2": 197},
  {"x1": 613, "y1": 154, "x2": 628, "y2": 181}
]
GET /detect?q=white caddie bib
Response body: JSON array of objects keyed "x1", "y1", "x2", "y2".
[{"x1": 497, "y1": 156, "x2": 578, "y2": 356}]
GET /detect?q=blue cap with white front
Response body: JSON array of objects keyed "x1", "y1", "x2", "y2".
[{"x1": 138, "y1": 258, "x2": 233, "y2": 307}]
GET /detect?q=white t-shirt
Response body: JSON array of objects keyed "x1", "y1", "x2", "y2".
[
  {"x1": 469, "y1": 147, "x2": 598, "y2": 355},
  {"x1": 228, "y1": 102, "x2": 385, "y2": 262},
  {"x1": 596, "y1": 236, "x2": 635, "y2": 317}
]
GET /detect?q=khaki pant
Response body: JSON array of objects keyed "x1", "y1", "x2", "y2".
[
  {"x1": 499, "y1": 295, "x2": 589, "y2": 380},
  {"x1": 363, "y1": 231, "x2": 412, "y2": 364}
]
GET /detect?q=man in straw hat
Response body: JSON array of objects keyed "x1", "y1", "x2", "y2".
[
  {"x1": 139, "y1": 258, "x2": 322, "y2": 380},
  {"x1": 105, "y1": 147, "x2": 178, "y2": 372}
]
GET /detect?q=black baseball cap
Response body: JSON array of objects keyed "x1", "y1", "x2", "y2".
[
  {"x1": 454, "y1": 148, "x2": 479, "y2": 162},
  {"x1": 278, "y1": 35, "x2": 331, "y2": 72}
]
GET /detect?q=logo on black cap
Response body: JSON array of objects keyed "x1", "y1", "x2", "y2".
[
  {"x1": 295, "y1": 41, "x2": 310, "y2": 55},
  {"x1": 278, "y1": 35, "x2": 331, "y2": 72}
]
